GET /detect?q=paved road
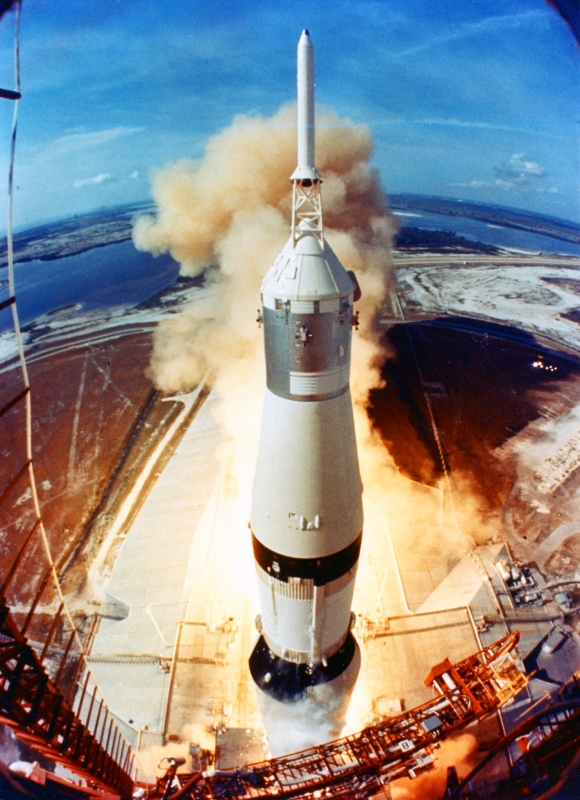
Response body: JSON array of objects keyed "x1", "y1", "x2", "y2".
[
  {"x1": 393, "y1": 253, "x2": 580, "y2": 268},
  {"x1": 535, "y1": 521, "x2": 580, "y2": 568}
]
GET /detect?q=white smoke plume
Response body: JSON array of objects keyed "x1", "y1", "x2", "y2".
[
  {"x1": 132, "y1": 103, "x2": 494, "y2": 764},
  {"x1": 131, "y1": 104, "x2": 396, "y2": 754},
  {"x1": 133, "y1": 103, "x2": 396, "y2": 499},
  {"x1": 258, "y1": 691, "x2": 347, "y2": 757},
  {"x1": 133, "y1": 103, "x2": 395, "y2": 399}
]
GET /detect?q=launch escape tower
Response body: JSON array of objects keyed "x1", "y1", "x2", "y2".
[{"x1": 249, "y1": 31, "x2": 363, "y2": 721}]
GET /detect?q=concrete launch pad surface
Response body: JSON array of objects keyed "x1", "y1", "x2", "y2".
[
  {"x1": 85, "y1": 382, "x2": 577, "y2": 781},
  {"x1": 361, "y1": 607, "x2": 479, "y2": 712},
  {"x1": 88, "y1": 389, "x2": 229, "y2": 742},
  {"x1": 87, "y1": 387, "x2": 267, "y2": 777}
]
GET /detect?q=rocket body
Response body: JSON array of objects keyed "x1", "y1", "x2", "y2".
[
  {"x1": 292, "y1": 31, "x2": 320, "y2": 182},
  {"x1": 250, "y1": 31, "x2": 363, "y2": 723}
]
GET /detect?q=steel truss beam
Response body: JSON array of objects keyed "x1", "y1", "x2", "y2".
[
  {"x1": 156, "y1": 634, "x2": 526, "y2": 800},
  {"x1": 446, "y1": 701, "x2": 580, "y2": 799},
  {"x1": 0, "y1": 597, "x2": 134, "y2": 798}
]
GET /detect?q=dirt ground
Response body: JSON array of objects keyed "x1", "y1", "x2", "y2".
[
  {"x1": 0, "y1": 329, "x2": 175, "y2": 635},
  {"x1": 368, "y1": 317, "x2": 580, "y2": 578}
]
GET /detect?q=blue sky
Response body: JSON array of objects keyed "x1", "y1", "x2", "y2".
[{"x1": 0, "y1": 0, "x2": 578, "y2": 229}]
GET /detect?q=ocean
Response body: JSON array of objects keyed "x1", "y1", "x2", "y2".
[{"x1": 1, "y1": 209, "x2": 578, "y2": 330}]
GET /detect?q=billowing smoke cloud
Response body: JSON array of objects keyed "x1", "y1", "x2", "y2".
[
  {"x1": 131, "y1": 105, "x2": 396, "y2": 755},
  {"x1": 133, "y1": 103, "x2": 395, "y2": 401},
  {"x1": 258, "y1": 692, "x2": 348, "y2": 757},
  {"x1": 133, "y1": 103, "x2": 395, "y2": 502},
  {"x1": 132, "y1": 104, "x2": 494, "y2": 763}
]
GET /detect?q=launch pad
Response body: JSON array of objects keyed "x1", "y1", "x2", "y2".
[
  {"x1": 79, "y1": 378, "x2": 574, "y2": 783},
  {"x1": 3, "y1": 221, "x2": 580, "y2": 797}
]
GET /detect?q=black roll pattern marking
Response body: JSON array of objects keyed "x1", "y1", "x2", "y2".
[{"x1": 251, "y1": 532, "x2": 362, "y2": 586}]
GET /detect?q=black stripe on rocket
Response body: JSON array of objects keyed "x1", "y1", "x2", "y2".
[{"x1": 251, "y1": 532, "x2": 362, "y2": 585}]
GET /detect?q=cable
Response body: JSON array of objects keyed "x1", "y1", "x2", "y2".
[{"x1": 2, "y1": 1, "x2": 135, "y2": 784}]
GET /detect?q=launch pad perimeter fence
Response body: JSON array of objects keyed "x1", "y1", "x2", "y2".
[{"x1": 0, "y1": 3, "x2": 135, "y2": 794}]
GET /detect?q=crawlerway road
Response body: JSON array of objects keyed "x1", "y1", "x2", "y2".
[
  {"x1": 86, "y1": 374, "x2": 211, "y2": 590},
  {"x1": 393, "y1": 253, "x2": 580, "y2": 267}
]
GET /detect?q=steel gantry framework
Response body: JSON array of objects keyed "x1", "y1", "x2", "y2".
[
  {"x1": 0, "y1": 3, "x2": 135, "y2": 796},
  {"x1": 441, "y1": 668, "x2": 580, "y2": 799},
  {"x1": 152, "y1": 634, "x2": 527, "y2": 800},
  {"x1": 0, "y1": 598, "x2": 134, "y2": 796}
]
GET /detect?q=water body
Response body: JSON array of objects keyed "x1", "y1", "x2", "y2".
[
  {"x1": 392, "y1": 210, "x2": 580, "y2": 256},
  {"x1": 0, "y1": 240, "x2": 180, "y2": 328},
  {"x1": 1, "y1": 208, "x2": 578, "y2": 332}
]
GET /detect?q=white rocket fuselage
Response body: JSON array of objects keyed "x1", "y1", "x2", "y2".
[{"x1": 249, "y1": 31, "x2": 363, "y2": 712}]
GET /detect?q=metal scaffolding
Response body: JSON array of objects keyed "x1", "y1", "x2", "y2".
[
  {"x1": 153, "y1": 634, "x2": 527, "y2": 800},
  {"x1": 0, "y1": 3, "x2": 135, "y2": 796}
]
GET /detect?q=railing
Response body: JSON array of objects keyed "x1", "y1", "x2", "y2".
[
  {"x1": 0, "y1": 3, "x2": 134, "y2": 795},
  {"x1": 0, "y1": 597, "x2": 134, "y2": 795},
  {"x1": 153, "y1": 634, "x2": 526, "y2": 800}
]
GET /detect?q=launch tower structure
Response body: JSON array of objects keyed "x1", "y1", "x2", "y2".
[{"x1": 249, "y1": 31, "x2": 363, "y2": 732}]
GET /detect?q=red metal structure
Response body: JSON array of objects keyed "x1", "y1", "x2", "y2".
[
  {"x1": 0, "y1": 598, "x2": 135, "y2": 797},
  {"x1": 149, "y1": 634, "x2": 526, "y2": 800},
  {"x1": 442, "y1": 669, "x2": 580, "y2": 799}
]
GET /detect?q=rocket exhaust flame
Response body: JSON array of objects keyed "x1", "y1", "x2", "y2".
[{"x1": 249, "y1": 31, "x2": 364, "y2": 749}]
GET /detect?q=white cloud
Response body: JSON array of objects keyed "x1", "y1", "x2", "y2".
[
  {"x1": 495, "y1": 153, "x2": 547, "y2": 184},
  {"x1": 393, "y1": 9, "x2": 544, "y2": 58},
  {"x1": 46, "y1": 127, "x2": 142, "y2": 159},
  {"x1": 452, "y1": 153, "x2": 557, "y2": 195},
  {"x1": 451, "y1": 180, "x2": 495, "y2": 189},
  {"x1": 74, "y1": 173, "x2": 116, "y2": 189},
  {"x1": 74, "y1": 169, "x2": 143, "y2": 189},
  {"x1": 368, "y1": 118, "x2": 562, "y2": 141}
]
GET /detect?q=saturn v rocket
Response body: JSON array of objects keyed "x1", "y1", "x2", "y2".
[{"x1": 249, "y1": 31, "x2": 363, "y2": 728}]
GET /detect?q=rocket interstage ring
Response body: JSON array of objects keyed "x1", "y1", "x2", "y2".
[
  {"x1": 251, "y1": 532, "x2": 361, "y2": 585},
  {"x1": 260, "y1": 626, "x2": 352, "y2": 664},
  {"x1": 254, "y1": 562, "x2": 357, "y2": 601},
  {"x1": 249, "y1": 631, "x2": 359, "y2": 701}
]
